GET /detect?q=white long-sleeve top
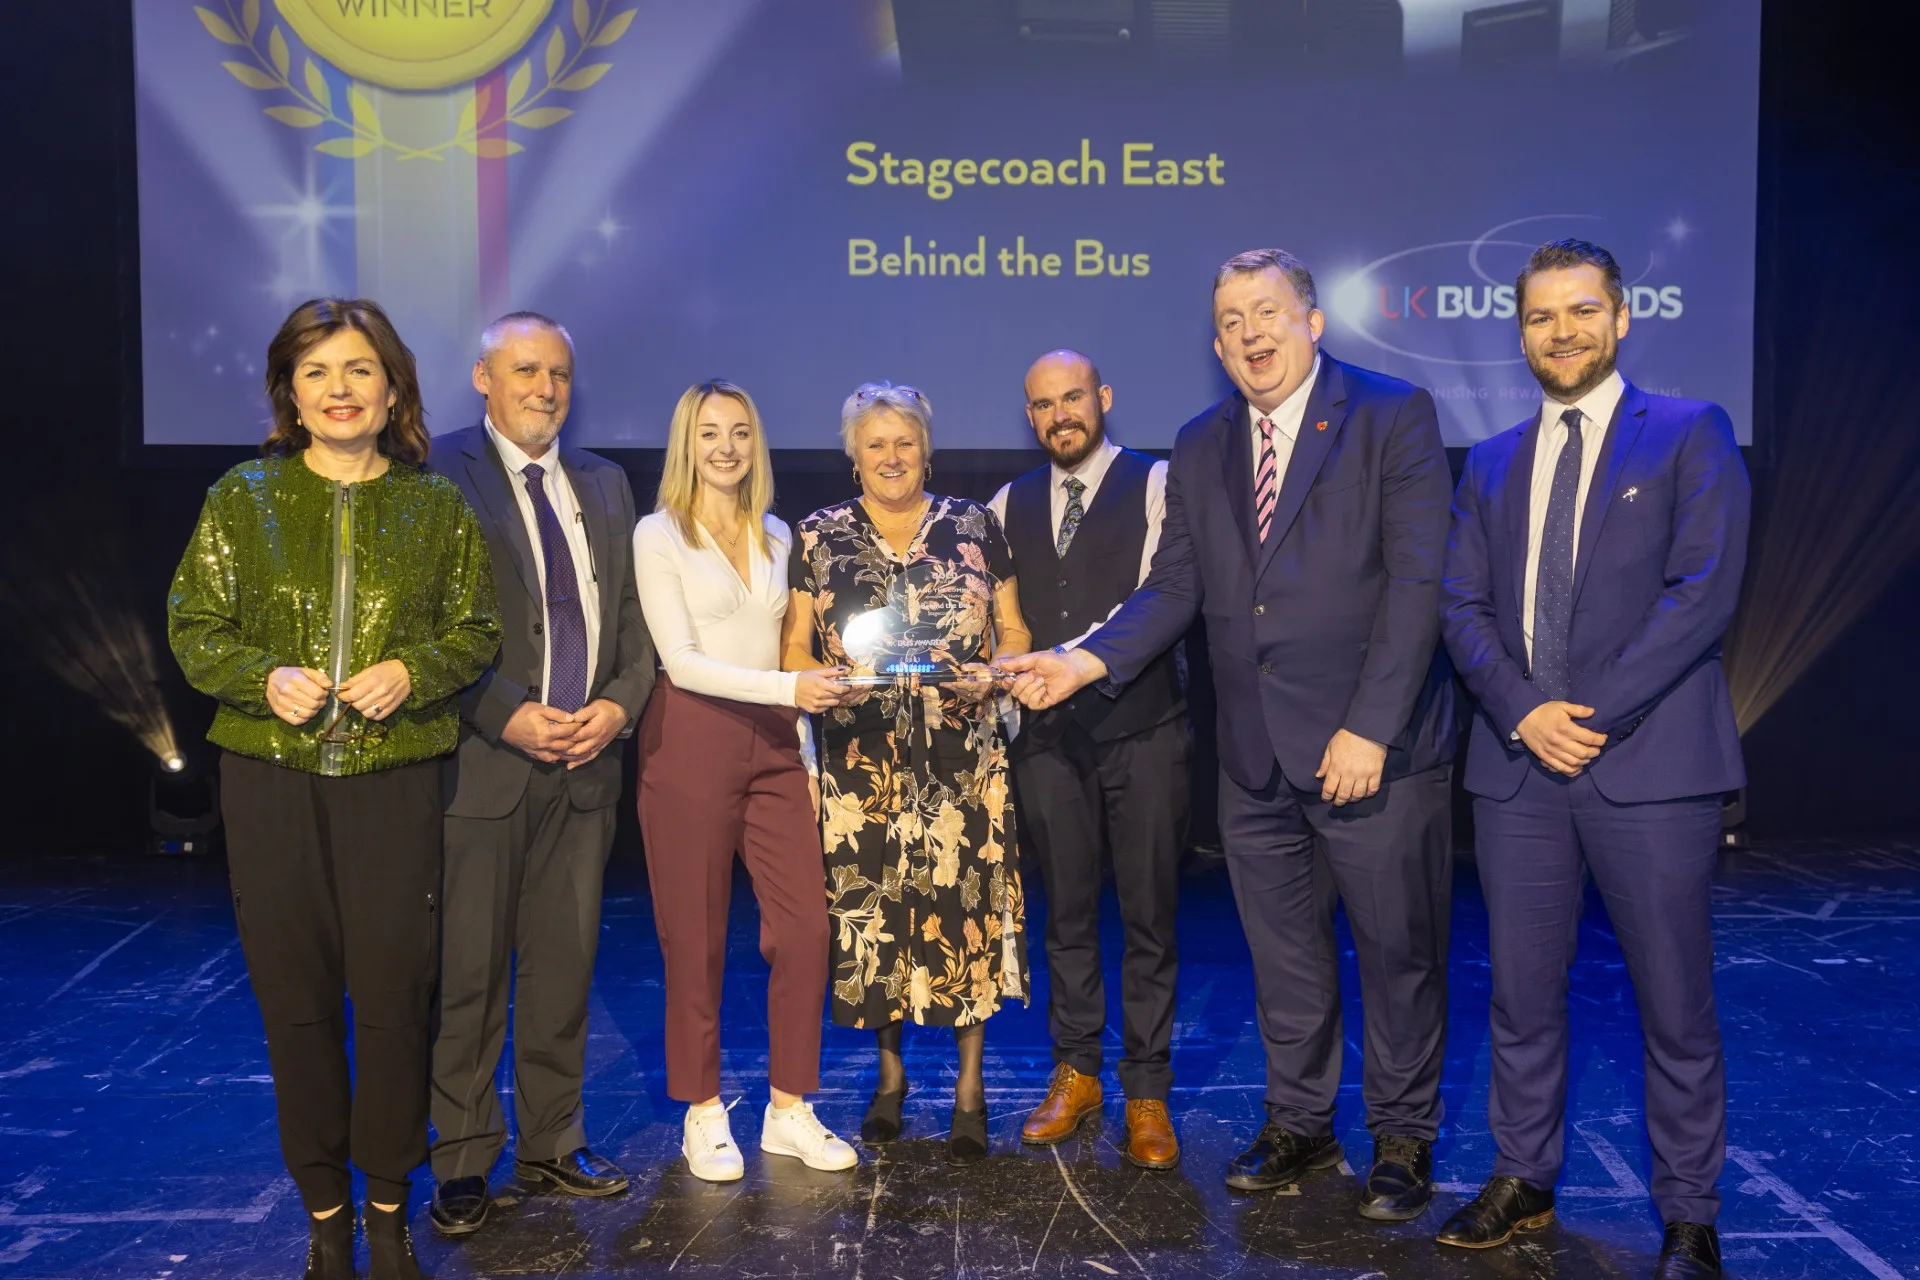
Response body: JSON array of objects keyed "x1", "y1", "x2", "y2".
[{"x1": 633, "y1": 510, "x2": 815, "y2": 767}]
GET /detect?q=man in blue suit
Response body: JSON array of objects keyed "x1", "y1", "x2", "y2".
[
  {"x1": 1435, "y1": 239, "x2": 1747, "y2": 1280},
  {"x1": 1002, "y1": 249, "x2": 1457, "y2": 1220}
]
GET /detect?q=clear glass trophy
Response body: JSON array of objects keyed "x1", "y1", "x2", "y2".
[{"x1": 837, "y1": 562, "x2": 1005, "y2": 687}]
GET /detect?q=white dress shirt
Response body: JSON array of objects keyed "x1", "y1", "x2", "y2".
[
  {"x1": 1248, "y1": 352, "x2": 1323, "y2": 489},
  {"x1": 485, "y1": 417, "x2": 601, "y2": 700},
  {"x1": 987, "y1": 437, "x2": 1169, "y2": 648},
  {"x1": 1521, "y1": 369, "x2": 1625, "y2": 661},
  {"x1": 632, "y1": 510, "x2": 815, "y2": 769}
]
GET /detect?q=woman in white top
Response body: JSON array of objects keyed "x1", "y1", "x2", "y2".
[{"x1": 633, "y1": 380, "x2": 858, "y2": 1181}]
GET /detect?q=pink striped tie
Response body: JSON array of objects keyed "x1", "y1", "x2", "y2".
[{"x1": 1255, "y1": 415, "x2": 1278, "y2": 542}]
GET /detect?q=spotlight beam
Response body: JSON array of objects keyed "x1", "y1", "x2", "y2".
[
  {"x1": 1724, "y1": 273, "x2": 1920, "y2": 733},
  {"x1": 0, "y1": 546, "x2": 181, "y2": 768}
]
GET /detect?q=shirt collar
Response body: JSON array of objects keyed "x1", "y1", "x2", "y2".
[
  {"x1": 1249, "y1": 352, "x2": 1323, "y2": 441},
  {"x1": 484, "y1": 415, "x2": 558, "y2": 475},
  {"x1": 1542, "y1": 368, "x2": 1626, "y2": 434},
  {"x1": 1052, "y1": 437, "x2": 1120, "y2": 491}
]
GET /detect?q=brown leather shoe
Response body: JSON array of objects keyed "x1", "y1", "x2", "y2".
[
  {"x1": 1021, "y1": 1064, "x2": 1103, "y2": 1145},
  {"x1": 1124, "y1": 1099, "x2": 1180, "y2": 1170}
]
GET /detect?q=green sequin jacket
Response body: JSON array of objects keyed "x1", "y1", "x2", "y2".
[{"x1": 168, "y1": 453, "x2": 502, "y2": 776}]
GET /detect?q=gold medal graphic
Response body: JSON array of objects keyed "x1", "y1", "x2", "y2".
[{"x1": 272, "y1": 0, "x2": 555, "y2": 91}]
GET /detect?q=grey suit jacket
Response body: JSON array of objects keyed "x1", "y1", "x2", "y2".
[{"x1": 429, "y1": 424, "x2": 656, "y2": 817}]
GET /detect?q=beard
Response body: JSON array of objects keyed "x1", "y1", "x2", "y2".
[
  {"x1": 1527, "y1": 340, "x2": 1618, "y2": 403},
  {"x1": 1042, "y1": 409, "x2": 1106, "y2": 468}
]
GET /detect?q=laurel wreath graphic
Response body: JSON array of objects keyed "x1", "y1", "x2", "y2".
[{"x1": 194, "y1": 0, "x2": 636, "y2": 161}]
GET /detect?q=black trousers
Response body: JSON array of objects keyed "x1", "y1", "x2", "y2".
[
  {"x1": 221, "y1": 752, "x2": 443, "y2": 1211},
  {"x1": 1217, "y1": 761, "x2": 1453, "y2": 1140},
  {"x1": 430, "y1": 765, "x2": 616, "y2": 1179},
  {"x1": 1013, "y1": 716, "x2": 1189, "y2": 1100}
]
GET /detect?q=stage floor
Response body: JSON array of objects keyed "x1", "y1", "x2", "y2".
[{"x1": 0, "y1": 840, "x2": 1913, "y2": 1279}]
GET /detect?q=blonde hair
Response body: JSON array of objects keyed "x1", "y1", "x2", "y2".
[
  {"x1": 839, "y1": 381, "x2": 932, "y2": 459},
  {"x1": 655, "y1": 380, "x2": 774, "y2": 557}
]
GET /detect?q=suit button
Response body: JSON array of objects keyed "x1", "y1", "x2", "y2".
[
  {"x1": 1253, "y1": 605, "x2": 1265, "y2": 616},
  {"x1": 1059, "y1": 610, "x2": 1070, "y2": 620},
  {"x1": 1259, "y1": 662, "x2": 1272, "y2": 675},
  {"x1": 529, "y1": 685, "x2": 541, "y2": 699},
  {"x1": 533, "y1": 622, "x2": 544, "y2": 635},
  {"x1": 1057, "y1": 578, "x2": 1068, "y2": 588}
]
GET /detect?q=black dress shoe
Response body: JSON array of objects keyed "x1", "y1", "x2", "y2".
[
  {"x1": 1655, "y1": 1222, "x2": 1722, "y2": 1278},
  {"x1": 1357, "y1": 1133, "x2": 1433, "y2": 1222},
  {"x1": 861, "y1": 1085, "x2": 909, "y2": 1145},
  {"x1": 301, "y1": 1208, "x2": 355, "y2": 1280},
  {"x1": 514, "y1": 1147, "x2": 630, "y2": 1197},
  {"x1": 946, "y1": 1105, "x2": 989, "y2": 1166},
  {"x1": 363, "y1": 1204, "x2": 424, "y2": 1280},
  {"x1": 1435, "y1": 1174, "x2": 1556, "y2": 1248},
  {"x1": 1224, "y1": 1124, "x2": 1343, "y2": 1192},
  {"x1": 428, "y1": 1176, "x2": 489, "y2": 1236}
]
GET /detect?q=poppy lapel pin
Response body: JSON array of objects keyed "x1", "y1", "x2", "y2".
[{"x1": 1315, "y1": 420, "x2": 1328, "y2": 432}]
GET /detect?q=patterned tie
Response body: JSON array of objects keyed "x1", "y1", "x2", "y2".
[
  {"x1": 1255, "y1": 415, "x2": 1279, "y2": 542},
  {"x1": 522, "y1": 463, "x2": 589, "y2": 712},
  {"x1": 1056, "y1": 475, "x2": 1086, "y2": 557},
  {"x1": 1530, "y1": 407, "x2": 1584, "y2": 702}
]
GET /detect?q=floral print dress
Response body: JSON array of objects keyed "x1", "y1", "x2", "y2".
[{"x1": 791, "y1": 496, "x2": 1028, "y2": 1029}]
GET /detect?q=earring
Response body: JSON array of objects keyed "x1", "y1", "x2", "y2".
[
  {"x1": 924, "y1": 461, "x2": 932, "y2": 484},
  {"x1": 851, "y1": 464, "x2": 860, "y2": 486}
]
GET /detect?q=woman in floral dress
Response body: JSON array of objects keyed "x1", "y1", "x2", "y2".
[{"x1": 781, "y1": 382, "x2": 1032, "y2": 1165}]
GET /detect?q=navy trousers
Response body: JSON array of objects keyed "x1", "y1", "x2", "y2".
[
  {"x1": 1473, "y1": 764, "x2": 1725, "y2": 1226},
  {"x1": 1218, "y1": 761, "x2": 1453, "y2": 1140}
]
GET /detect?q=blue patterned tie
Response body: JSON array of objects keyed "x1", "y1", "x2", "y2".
[
  {"x1": 1531, "y1": 407, "x2": 1584, "y2": 702},
  {"x1": 522, "y1": 463, "x2": 589, "y2": 712},
  {"x1": 1057, "y1": 475, "x2": 1086, "y2": 556}
]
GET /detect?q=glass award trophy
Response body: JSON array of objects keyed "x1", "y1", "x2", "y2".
[{"x1": 837, "y1": 563, "x2": 1004, "y2": 687}]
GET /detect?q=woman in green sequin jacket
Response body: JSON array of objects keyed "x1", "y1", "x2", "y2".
[{"x1": 167, "y1": 299, "x2": 499, "y2": 1280}]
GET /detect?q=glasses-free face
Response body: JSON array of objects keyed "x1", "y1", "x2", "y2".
[
  {"x1": 1212, "y1": 268, "x2": 1324, "y2": 414},
  {"x1": 1519, "y1": 264, "x2": 1629, "y2": 403},
  {"x1": 293, "y1": 328, "x2": 395, "y2": 449},
  {"x1": 474, "y1": 323, "x2": 574, "y2": 457},
  {"x1": 1024, "y1": 356, "x2": 1112, "y2": 469},
  {"x1": 853, "y1": 409, "x2": 926, "y2": 506},
  {"x1": 694, "y1": 394, "x2": 754, "y2": 495}
]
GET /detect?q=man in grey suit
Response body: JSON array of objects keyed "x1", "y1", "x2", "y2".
[{"x1": 425, "y1": 312, "x2": 655, "y2": 1235}]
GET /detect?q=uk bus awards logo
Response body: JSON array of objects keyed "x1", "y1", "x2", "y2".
[
  {"x1": 1327, "y1": 216, "x2": 1686, "y2": 367},
  {"x1": 192, "y1": 0, "x2": 635, "y2": 159}
]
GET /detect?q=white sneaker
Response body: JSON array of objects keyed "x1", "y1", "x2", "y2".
[
  {"x1": 760, "y1": 1101, "x2": 859, "y2": 1171},
  {"x1": 682, "y1": 1103, "x2": 745, "y2": 1182}
]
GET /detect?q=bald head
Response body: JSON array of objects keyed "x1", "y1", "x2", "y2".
[{"x1": 1022, "y1": 348, "x2": 1112, "y2": 468}]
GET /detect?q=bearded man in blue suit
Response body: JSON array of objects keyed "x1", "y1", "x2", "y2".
[{"x1": 1435, "y1": 239, "x2": 1748, "y2": 1280}]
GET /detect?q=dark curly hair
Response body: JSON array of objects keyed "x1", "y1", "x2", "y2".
[{"x1": 261, "y1": 297, "x2": 429, "y2": 466}]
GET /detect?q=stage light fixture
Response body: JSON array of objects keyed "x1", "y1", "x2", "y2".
[
  {"x1": 1720, "y1": 787, "x2": 1748, "y2": 850},
  {"x1": 149, "y1": 750, "x2": 220, "y2": 857},
  {"x1": 0, "y1": 541, "x2": 191, "y2": 798}
]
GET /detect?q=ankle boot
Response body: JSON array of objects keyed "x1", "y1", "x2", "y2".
[
  {"x1": 301, "y1": 1208, "x2": 355, "y2": 1280},
  {"x1": 364, "y1": 1203, "x2": 425, "y2": 1280}
]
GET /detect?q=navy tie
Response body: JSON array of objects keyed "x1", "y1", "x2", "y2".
[
  {"x1": 1530, "y1": 407, "x2": 1584, "y2": 702},
  {"x1": 522, "y1": 463, "x2": 589, "y2": 713}
]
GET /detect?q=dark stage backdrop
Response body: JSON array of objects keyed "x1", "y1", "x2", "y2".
[{"x1": 2, "y1": 1, "x2": 1916, "y2": 852}]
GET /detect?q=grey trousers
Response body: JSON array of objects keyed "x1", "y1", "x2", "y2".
[{"x1": 429, "y1": 764, "x2": 616, "y2": 1181}]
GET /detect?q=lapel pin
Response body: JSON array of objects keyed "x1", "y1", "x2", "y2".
[
  {"x1": 1623, "y1": 486, "x2": 1638, "y2": 502},
  {"x1": 1315, "y1": 420, "x2": 1328, "y2": 432}
]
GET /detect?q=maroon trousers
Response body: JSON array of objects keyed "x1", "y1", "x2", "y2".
[{"x1": 638, "y1": 677, "x2": 829, "y2": 1102}]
